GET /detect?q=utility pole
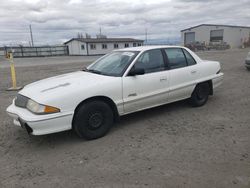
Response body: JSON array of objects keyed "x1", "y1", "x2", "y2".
[
  {"x1": 29, "y1": 24, "x2": 34, "y2": 47},
  {"x1": 145, "y1": 28, "x2": 148, "y2": 45}
]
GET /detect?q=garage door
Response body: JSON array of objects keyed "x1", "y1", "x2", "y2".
[{"x1": 184, "y1": 32, "x2": 195, "y2": 45}]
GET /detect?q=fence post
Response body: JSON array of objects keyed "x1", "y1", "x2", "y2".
[
  {"x1": 6, "y1": 51, "x2": 22, "y2": 91},
  {"x1": 20, "y1": 45, "x2": 23, "y2": 57}
]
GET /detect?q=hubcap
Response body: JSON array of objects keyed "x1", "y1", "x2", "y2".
[{"x1": 88, "y1": 112, "x2": 103, "y2": 129}]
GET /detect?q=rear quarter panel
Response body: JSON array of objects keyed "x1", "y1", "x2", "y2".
[{"x1": 196, "y1": 60, "x2": 221, "y2": 83}]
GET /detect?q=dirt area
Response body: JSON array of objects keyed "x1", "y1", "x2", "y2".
[{"x1": 0, "y1": 49, "x2": 250, "y2": 188}]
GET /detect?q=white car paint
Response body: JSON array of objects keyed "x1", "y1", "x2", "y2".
[{"x1": 6, "y1": 46, "x2": 224, "y2": 135}]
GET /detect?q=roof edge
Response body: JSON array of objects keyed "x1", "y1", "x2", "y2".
[
  {"x1": 64, "y1": 38, "x2": 144, "y2": 44},
  {"x1": 181, "y1": 24, "x2": 250, "y2": 32}
]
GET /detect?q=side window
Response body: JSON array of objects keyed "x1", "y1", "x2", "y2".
[
  {"x1": 102, "y1": 44, "x2": 107, "y2": 49},
  {"x1": 134, "y1": 49, "x2": 165, "y2": 73},
  {"x1": 165, "y1": 48, "x2": 187, "y2": 69},
  {"x1": 90, "y1": 44, "x2": 96, "y2": 50},
  {"x1": 183, "y1": 49, "x2": 196, "y2": 66}
]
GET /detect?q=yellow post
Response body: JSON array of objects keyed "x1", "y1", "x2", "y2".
[{"x1": 6, "y1": 52, "x2": 22, "y2": 91}]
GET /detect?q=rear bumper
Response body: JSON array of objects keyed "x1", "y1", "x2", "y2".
[
  {"x1": 6, "y1": 103, "x2": 73, "y2": 135},
  {"x1": 212, "y1": 72, "x2": 224, "y2": 89}
]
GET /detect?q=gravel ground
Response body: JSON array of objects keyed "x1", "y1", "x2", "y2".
[{"x1": 0, "y1": 49, "x2": 250, "y2": 188}]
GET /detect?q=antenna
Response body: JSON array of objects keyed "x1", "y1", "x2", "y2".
[{"x1": 29, "y1": 25, "x2": 34, "y2": 47}]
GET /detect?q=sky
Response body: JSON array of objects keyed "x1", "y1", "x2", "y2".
[{"x1": 0, "y1": 0, "x2": 249, "y2": 46}]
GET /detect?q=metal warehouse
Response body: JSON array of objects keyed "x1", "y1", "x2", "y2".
[
  {"x1": 64, "y1": 37, "x2": 144, "y2": 56},
  {"x1": 181, "y1": 24, "x2": 250, "y2": 48}
]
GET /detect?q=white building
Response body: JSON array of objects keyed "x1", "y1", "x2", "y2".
[
  {"x1": 181, "y1": 24, "x2": 250, "y2": 48},
  {"x1": 64, "y1": 38, "x2": 144, "y2": 55}
]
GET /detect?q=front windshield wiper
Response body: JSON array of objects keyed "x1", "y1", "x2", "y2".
[
  {"x1": 82, "y1": 67, "x2": 110, "y2": 76},
  {"x1": 87, "y1": 69, "x2": 105, "y2": 75}
]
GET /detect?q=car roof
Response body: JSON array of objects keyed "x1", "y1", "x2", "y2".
[{"x1": 116, "y1": 45, "x2": 184, "y2": 52}]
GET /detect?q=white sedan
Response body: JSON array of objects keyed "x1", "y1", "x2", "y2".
[{"x1": 7, "y1": 46, "x2": 224, "y2": 139}]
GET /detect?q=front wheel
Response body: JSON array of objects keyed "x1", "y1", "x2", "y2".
[
  {"x1": 189, "y1": 83, "x2": 210, "y2": 107},
  {"x1": 73, "y1": 101, "x2": 114, "y2": 140}
]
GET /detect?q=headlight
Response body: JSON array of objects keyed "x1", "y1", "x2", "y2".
[{"x1": 26, "y1": 99, "x2": 60, "y2": 114}]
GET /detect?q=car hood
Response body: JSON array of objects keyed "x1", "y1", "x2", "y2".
[{"x1": 19, "y1": 71, "x2": 111, "y2": 102}]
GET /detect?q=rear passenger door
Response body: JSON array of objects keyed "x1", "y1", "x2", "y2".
[{"x1": 164, "y1": 48, "x2": 198, "y2": 102}]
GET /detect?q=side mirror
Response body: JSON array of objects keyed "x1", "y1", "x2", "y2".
[{"x1": 128, "y1": 67, "x2": 145, "y2": 76}]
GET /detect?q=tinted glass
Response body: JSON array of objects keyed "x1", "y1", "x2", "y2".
[
  {"x1": 183, "y1": 49, "x2": 196, "y2": 66},
  {"x1": 165, "y1": 48, "x2": 187, "y2": 69},
  {"x1": 134, "y1": 49, "x2": 165, "y2": 73}
]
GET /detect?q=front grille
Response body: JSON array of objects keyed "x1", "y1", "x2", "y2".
[{"x1": 15, "y1": 94, "x2": 29, "y2": 108}]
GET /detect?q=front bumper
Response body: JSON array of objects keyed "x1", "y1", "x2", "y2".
[{"x1": 6, "y1": 103, "x2": 73, "y2": 135}]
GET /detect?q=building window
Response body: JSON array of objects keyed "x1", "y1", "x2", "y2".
[
  {"x1": 102, "y1": 44, "x2": 107, "y2": 49},
  {"x1": 138, "y1": 43, "x2": 142, "y2": 46},
  {"x1": 81, "y1": 44, "x2": 85, "y2": 50},
  {"x1": 114, "y1": 43, "x2": 119, "y2": 49},
  {"x1": 124, "y1": 43, "x2": 129, "y2": 48},
  {"x1": 210, "y1": 29, "x2": 223, "y2": 42},
  {"x1": 133, "y1": 43, "x2": 137, "y2": 47},
  {"x1": 90, "y1": 44, "x2": 96, "y2": 50}
]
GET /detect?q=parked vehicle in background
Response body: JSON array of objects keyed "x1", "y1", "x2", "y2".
[
  {"x1": 245, "y1": 51, "x2": 250, "y2": 70},
  {"x1": 6, "y1": 46, "x2": 224, "y2": 140}
]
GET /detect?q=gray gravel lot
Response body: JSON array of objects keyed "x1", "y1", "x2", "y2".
[{"x1": 0, "y1": 49, "x2": 250, "y2": 188}]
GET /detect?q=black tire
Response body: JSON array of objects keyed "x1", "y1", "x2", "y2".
[
  {"x1": 73, "y1": 101, "x2": 114, "y2": 140},
  {"x1": 189, "y1": 83, "x2": 210, "y2": 107}
]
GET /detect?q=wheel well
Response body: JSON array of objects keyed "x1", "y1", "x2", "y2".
[
  {"x1": 196, "y1": 80, "x2": 213, "y2": 95},
  {"x1": 207, "y1": 80, "x2": 213, "y2": 95},
  {"x1": 72, "y1": 96, "x2": 120, "y2": 127}
]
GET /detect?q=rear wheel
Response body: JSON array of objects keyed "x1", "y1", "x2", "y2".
[
  {"x1": 73, "y1": 101, "x2": 114, "y2": 140},
  {"x1": 189, "y1": 82, "x2": 210, "y2": 107}
]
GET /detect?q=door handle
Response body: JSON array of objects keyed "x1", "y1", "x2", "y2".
[
  {"x1": 160, "y1": 78, "x2": 167, "y2": 82},
  {"x1": 191, "y1": 70, "x2": 197, "y2": 74}
]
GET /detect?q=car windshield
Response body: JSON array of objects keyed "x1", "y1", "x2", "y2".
[{"x1": 86, "y1": 51, "x2": 139, "y2": 76}]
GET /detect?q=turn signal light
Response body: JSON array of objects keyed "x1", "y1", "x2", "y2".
[{"x1": 44, "y1": 105, "x2": 60, "y2": 113}]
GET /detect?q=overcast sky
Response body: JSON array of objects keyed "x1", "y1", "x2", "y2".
[{"x1": 0, "y1": 0, "x2": 249, "y2": 46}]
